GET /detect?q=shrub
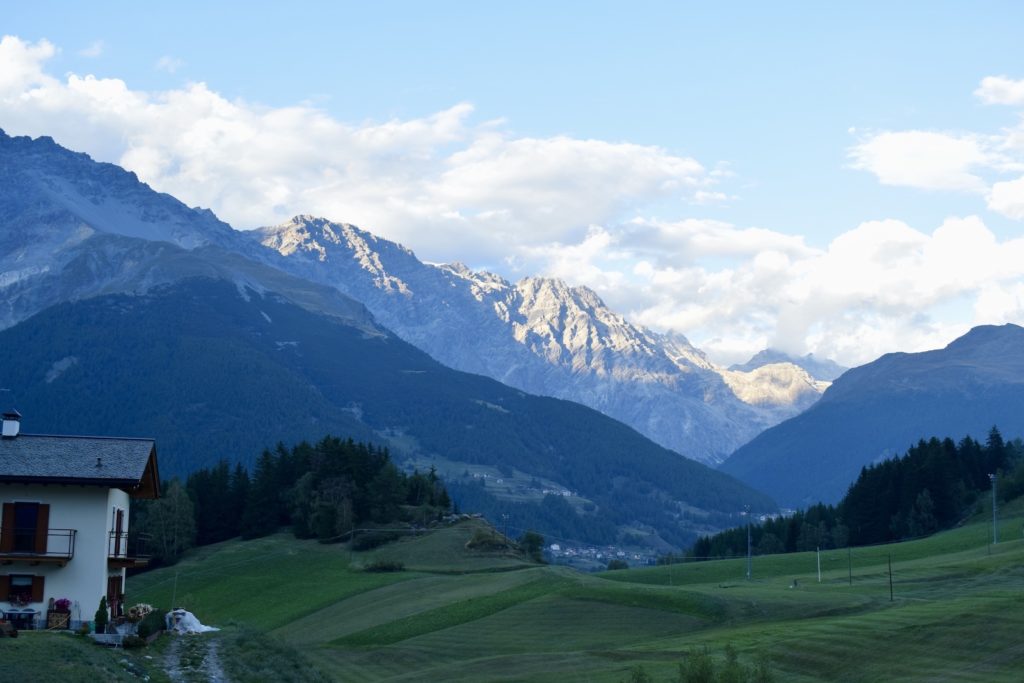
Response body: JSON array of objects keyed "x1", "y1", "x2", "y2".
[
  {"x1": 606, "y1": 559, "x2": 630, "y2": 571},
  {"x1": 465, "y1": 528, "x2": 514, "y2": 551},
  {"x1": 678, "y1": 647, "x2": 715, "y2": 683},
  {"x1": 94, "y1": 596, "x2": 108, "y2": 634},
  {"x1": 122, "y1": 634, "x2": 146, "y2": 649},
  {"x1": 352, "y1": 530, "x2": 401, "y2": 551},
  {"x1": 137, "y1": 609, "x2": 165, "y2": 639},
  {"x1": 364, "y1": 560, "x2": 405, "y2": 572}
]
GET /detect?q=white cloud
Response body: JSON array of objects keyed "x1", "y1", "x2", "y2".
[
  {"x1": 79, "y1": 40, "x2": 104, "y2": 58},
  {"x1": 975, "y1": 75, "x2": 1024, "y2": 106},
  {"x1": 558, "y1": 215, "x2": 1024, "y2": 366},
  {"x1": 0, "y1": 36, "x2": 55, "y2": 94},
  {"x1": 3, "y1": 35, "x2": 1024, "y2": 368},
  {"x1": 0, "y1": 35, "x2": 715, "y2": 267},
  {"x1": 848, "y1": 130, "x2": 990, "y2": 192},
  {"x1": 850, "y1": 76, "x2": 1024, "y2": 217},
  {"x1": 155, "y1": 55, "x2": 184, "y2": 73},
  {"x1": 987, "y1": 176, "x2": 1024, "y2": 219}
]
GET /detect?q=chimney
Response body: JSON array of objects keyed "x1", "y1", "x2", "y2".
[{"x1": 2, "y1": 410, "x2": 21, "y2": 438}]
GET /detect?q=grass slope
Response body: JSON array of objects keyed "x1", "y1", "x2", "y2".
[{"x1": 125, "y1": 513, "x2": 1024, "y2": 682}]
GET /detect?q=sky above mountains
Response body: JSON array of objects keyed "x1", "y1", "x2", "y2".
[{"x1": 3, "y1": 2, "x2": 1024, "y2": 366}]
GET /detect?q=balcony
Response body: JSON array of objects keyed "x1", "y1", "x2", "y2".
[
  {"x1": 0, "y1": 527, "x2": 77, "y2": 566},
  {"x1": 108, "y1": 531, "x2": 152, "y2": 569}
]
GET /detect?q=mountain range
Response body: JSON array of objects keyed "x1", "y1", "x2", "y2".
[
  {"x1": 252, "y1": 216, "x2": 834, "y2": 464},
  {"x1": 9, "y1": 128, "x2": 1022, "y2": 535},
  {"x1": 722, "y1": 323, "x2": 1024, "y2": 507},
  {"x1": 0, "y1": 128, "x2": 780, "y2": 548},
  {"x1": 0, "y1": 128, "x2": 834, "y2": 467}
]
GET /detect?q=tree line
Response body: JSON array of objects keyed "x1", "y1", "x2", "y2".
[
  {"x1": 131, "y1": 435, "x2": 451, "y2": 566},
  {"x1": 685, "y1": 428, "x2": 1022, "y2": 561}
]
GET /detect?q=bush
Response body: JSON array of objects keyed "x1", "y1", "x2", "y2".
[
  {"x1": 465, "y1": 527, "x2": 514, "y2": 551},
  {"x1": 519, "y1": 530, "x2": 545, "y2": 563},
  {"x1": 94, "y1": 596, "x2": 108, "y2": 635},
  {"x1": 364, "y1": 560, "x2": 405, "y2": 572},
  {"x1": 137, "y1": 609, "x2": 165, "y2": 639},
  {"x1": 352, "y1": 530, "x2": 401, "y2": 551},
  {"x1": 122, "y1": 634, "x2": 146, "y2": 649},
  {"x1": 678, "y1": 647, "x2": 715, "y2": 683},
  {"x1": 606, "y1": 559, "x2": 630, "y2": 571}
]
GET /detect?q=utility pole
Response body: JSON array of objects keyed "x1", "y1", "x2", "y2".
[
  {"x1": 816, "y1": 546, "x2": 821, "y2": 583},
  {"x1": 847, "y1": 546, "x2": 852, "y2": 586},
  {"x1": 989, "y1": 473, "x2": 999, "y2": 544},
  {"x1": 502, "y1": 513, "x2": 509, "y2": 540},
  {"x1": 745, "y1": 505, "x2": 752, "y2": 581},
  {"x1": 888, "y1": 554, "x2": 893, "y2": 602}
]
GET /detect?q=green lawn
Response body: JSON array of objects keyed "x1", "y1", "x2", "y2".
[
  {"x1": 120, "y1": 514, "x2": 1024, "y2": 682},
  {"x1": 0, "y1": 631, "x2": 170, "y2": 682}
]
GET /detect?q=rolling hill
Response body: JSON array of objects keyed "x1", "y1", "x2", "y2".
[{"x1": 117, "y1": 499, "x2": 1024, "y2": 681}]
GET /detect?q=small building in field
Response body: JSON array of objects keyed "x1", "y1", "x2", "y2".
[{"x1": 0, "y1": 411, "x2": 159, "y2": 630}]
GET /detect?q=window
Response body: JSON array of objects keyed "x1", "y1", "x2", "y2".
[
  {"x1": 1, "y1": 502, "x2": 50, "y2": 554},
  {"x1": 14, "y1": 503, "x2": 39, "y2": 552},
  {"x1": 2, "y1": 574, "x2": 43, "y2": 605},
  {"x1": 9, "y1": 575, "x2": 32, "y2": 602}
]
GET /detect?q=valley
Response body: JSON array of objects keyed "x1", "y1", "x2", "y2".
[{"x1": 21, "y1": 501, "x2": 1010, "y2": 681}]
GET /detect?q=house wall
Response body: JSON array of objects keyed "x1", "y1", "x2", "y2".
[
  {"x1": 1, "y1": 483, "x2": 124, "y2": 625},
  {"x1": 107, "y1": 487, "x2": 129, "y2": 611}
]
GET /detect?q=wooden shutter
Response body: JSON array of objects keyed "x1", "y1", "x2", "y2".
[
  {"x1": 0, "y1": 503, "x2": 13, "y2": 552},
  {"x1": 0, "y1": 575, "x2": 9, "y2": 599},
  {"x1": 34, "y1": 504, "x2": 50, "y2": 554},
  {"x1": 30, "y1": 576, "x2": 44, "y2": 602}
]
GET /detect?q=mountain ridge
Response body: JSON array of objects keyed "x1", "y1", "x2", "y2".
[
  {"x1": 0, "y1": 277, "x2": 776, "y2": 547},
  {"x1": 721, "y1": 323, "x2": 1024, "y2": 506},
  {"x1": 253, "y1": 215, "x2": 830, "y2": 464}
]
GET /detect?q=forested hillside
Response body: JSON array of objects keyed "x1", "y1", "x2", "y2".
[
  {"x1": 0, "y1": 277, "x2": 774, "y2": 548},
  {"x1": 691, "y1": 428, "x2": 1022, "y2": 559},
  {"x1": 132, "y1": 436, "x2": 453, "y2": 566}
]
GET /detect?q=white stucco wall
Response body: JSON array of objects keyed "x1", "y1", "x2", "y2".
[{"x1": 2, "y1": 483, "x2": 130, "y2": 625}]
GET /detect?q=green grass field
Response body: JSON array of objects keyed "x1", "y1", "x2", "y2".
[{"x1": 122, "y1": 513, "x2": 1024, "y2": 681}]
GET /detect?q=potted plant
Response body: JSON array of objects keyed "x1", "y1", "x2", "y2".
[
  {"x1": 47, "y1": 597, "x2": 72, "y2": 629},
  {"x1": 121, "y1": 603, "x2": 153, "y2": 634}
]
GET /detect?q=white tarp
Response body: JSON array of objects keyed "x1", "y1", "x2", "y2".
[{"x1": 165, "y1": 608, "x2": 220, "y2": 634}]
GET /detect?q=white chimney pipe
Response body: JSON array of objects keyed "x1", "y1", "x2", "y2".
[{"x1": 2, "y1": 410, "x2": 22, "y2": 438}]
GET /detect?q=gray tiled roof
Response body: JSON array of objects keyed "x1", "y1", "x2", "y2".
[{"x1": 0, "y1": 434, "x2": 155, "y2": 484}]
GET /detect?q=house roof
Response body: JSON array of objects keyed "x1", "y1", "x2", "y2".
[{"x1": 0, "y1": 434, "x2": 160, "y2": 499}]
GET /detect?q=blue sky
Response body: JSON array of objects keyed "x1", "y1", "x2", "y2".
[{"x1": 3, "y1": 2, "x2": 1024, "y2": 364}]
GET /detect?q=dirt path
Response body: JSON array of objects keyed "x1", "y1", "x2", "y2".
[{"x1": 164, "y1": 634, "x2": 230, "y2": 682}]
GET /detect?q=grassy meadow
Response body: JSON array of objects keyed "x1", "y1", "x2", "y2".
[{"x1": 110, "y1": 511, "x2": 1024, "y2": 681}]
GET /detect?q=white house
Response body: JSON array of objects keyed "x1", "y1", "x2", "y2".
[{"x1": 0, "y1": 410, "x2": 160, "y2": 630}]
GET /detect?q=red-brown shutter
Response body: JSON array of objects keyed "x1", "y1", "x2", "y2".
[
  {"x1": 30, "y1": 576, "x2": 44, "y2": 602},
  {"x1": 34, "y1": 504, "x2": 50, "y2": 554},
  {"x1": 0, "y1": 503, "x2": 13, "y2": 552},
  {"x1": 0, "y1": 575, "x2": 9, "y2": 599}
]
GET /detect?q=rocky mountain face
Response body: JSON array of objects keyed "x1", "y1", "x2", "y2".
[
  {"x1": 721, "y1": 324, "x2": 1024, "y2": 507},
  {"x1": 253, "y1": 216, "x2": 828, "y2": 464},
  {"x1": 0, "y1": 277, "x2": 776, "y2": 548},
  {"x1": 0, "y1": 129, "x2": 373, "y2": 331},
  {"x1": 0, "y1": 129, "x2": 831, "y2": 467}
]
